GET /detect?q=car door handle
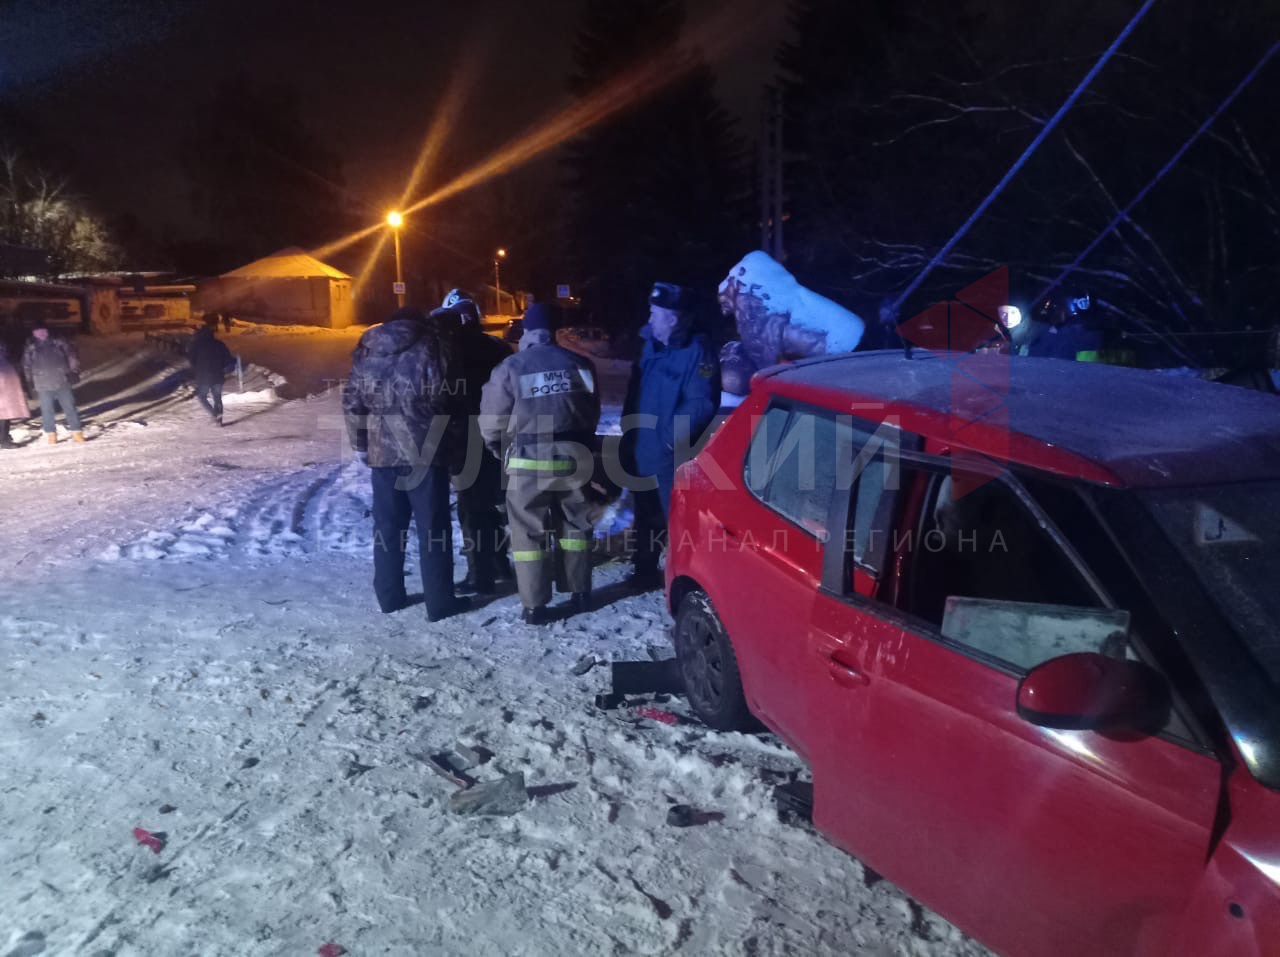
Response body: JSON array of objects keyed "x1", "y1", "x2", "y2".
[{"x1": 827, "y1": 648, "x2": 869, "y2": 689}]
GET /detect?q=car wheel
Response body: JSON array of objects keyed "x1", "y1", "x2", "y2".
[{"x1": 674, "y1": 590, "x2": 757, "y2": 731}]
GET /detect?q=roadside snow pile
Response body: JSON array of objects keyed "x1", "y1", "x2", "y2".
[{"x1": 718, "y1": 250, "x2": 865, "y2": 394}]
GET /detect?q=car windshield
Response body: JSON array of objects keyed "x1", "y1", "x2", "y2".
[{"x1": 1139, "y1": 481, "x2": 1280, "y2": 690}]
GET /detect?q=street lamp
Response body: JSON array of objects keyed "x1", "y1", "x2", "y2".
[
  {"x1": 387, "y1": 211, "x2": 405, "y2": 307},
  {"x1": 494, "y1": 247, "x2": 507, "y2": 315}
]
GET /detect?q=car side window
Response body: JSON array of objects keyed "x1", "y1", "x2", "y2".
[
  {"x1": 901, "y1": 471, "x2": 1112, "y2": 670},
  {"x1": 745, "y1": 405, "x2": 851, "y2": 539}
]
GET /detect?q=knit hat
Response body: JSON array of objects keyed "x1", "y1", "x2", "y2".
[{"x1": 522, "y1": 302, "x2": 555, "y2": 332}]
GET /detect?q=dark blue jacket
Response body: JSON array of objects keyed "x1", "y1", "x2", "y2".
[
  {"x1": 622, "y1": 324, "x2": 720, "y2": 494},
  {"x1": 343, "y1": 311, "x2": 460, "y2": 468},
  {"x1": 188, "y1": 327, "x2": 234, "y2": 387}
]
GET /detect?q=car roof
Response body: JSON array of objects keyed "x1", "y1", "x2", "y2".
[{"x1": 758, "y1": 351, "x2": 1280, "y2": 487}]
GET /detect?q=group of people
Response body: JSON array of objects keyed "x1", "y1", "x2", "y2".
[
  {"x1": 0, "y1": 325, "x2": 86, "y2": 448},
  {"x1": 342, "y1": 282, "x2": 721, "y2": 625}
]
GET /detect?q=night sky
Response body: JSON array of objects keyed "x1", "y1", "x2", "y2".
[{"x1": 1, "y1": 0, "x2": 789, "y2": 246}]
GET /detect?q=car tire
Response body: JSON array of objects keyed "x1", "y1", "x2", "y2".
[{"x1": 673, "y1": 590, "x2": 758, "y2": 732}]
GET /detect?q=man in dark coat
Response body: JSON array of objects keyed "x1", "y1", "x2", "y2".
[
  {"x1": 22, "y1": 326, "x2": 84, "y2": 444},
  {"x1": 435, "y1": 294, "x2": 514, "y2": 595},
  {"x1": 189, "y1": 317, "x2": 234, "y2": 425},
  {"x1": 343, "y1": 306, "x2": 470, "y2": 622},
  {"x1": 621, "y1": 282, "x2": 720, "y2": 588}
]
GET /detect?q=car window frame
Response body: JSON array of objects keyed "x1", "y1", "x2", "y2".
[
  {"x1": 740, "y1": 398, "x2": 860, "y2": 542},
  {"x1": 817, "y1": 445, "x2": 1220, "y2": 758}
]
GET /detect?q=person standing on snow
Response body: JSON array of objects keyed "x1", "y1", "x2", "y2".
[
  {"x1": 189, "y1": 315, "x2": 234, "y2": 426},
  {"x1": 343, "y1": 306, "x2": 470, "y2": 622},
  {"x1": 435, "y1": 290, "x2": 514, "y2": 595},
  {"x1": 620, "y1": 282, "x2": 720, "y2": 590},
  {"x1": 0, "y1": 342, "x2": 29, "y2": 449},
  {"x1": 480, "y1": 303, "x2": 600, "y2": 625},
  {"x1": 22, "y1": 325, "x2": 85, "y2": 445}
]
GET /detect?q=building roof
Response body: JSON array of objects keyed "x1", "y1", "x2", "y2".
[
  {"x1": 761, "y1": 351, "x2": 1280, "y2": 488},
  {"x1": 220, "y1": 247, "x2": 351, "y2": 280}
]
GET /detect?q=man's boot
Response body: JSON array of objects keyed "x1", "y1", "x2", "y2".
[
  {"x1": 521, "y1": 605, "x2": 551, "y2": 626},
  {"x1": 71, "y1": 431, "x2": 86, "y2": 443},
  {"x1": 46, "y1": 433, "x2": 57, "y2": 445}
]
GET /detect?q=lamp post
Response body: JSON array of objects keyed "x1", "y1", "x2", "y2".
[
  {"x1": 494, "y1": 247, "x2": 507, "y2": 315},
  {"x1": 387, "y1": 211, "x2": 405, "y2": 307}
]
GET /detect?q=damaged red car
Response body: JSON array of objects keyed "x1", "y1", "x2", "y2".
[{"x1": 665, "y1": 351, "x2": 1280, "y2": 957}]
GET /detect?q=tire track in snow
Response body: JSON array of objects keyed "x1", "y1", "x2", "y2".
[{"x1": 110, "y1": 462, "x2": 369, "y2": 563}]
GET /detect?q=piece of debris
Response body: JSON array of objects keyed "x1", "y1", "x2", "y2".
[
  {"x1": 31, "y1": 712, "x2": 47, "y2": 727},
  {"x1": 666, "y1": 804, "x2": 725, "y2": 828},
  {"x1": 633, "y1": 706, "x2": 679, "y2": 726},
  {"x1": 132, "y1": 827, "x2": 166, "y2": 854},
  {"x1": 453, "y1": 742, "x2": 492, "y2": 767},
  {"x1": 773, "y1": 781, "x2": 814, "y2": 827},
  {"x1": 594, "y1": 692, "x2": 625, "y2": 711},
  {"x1": 317, "y1": 944, "x2": 346, "y2": 957},
  {"x1": 344, "y1": 759, "x2": 375, "y2": 780},
  {"x1": 571, "y1": 654, "x2": 600, "y2": 676},
  {"x1": 448, "y1": 772, "x2": 529, "y2": 816},
  {"x1": 629, "y1": 876, "x2": 673, "y2": 919},
  {"x1": 421, "y1": 751, "x2": 477, "y2": 789},
  {"x1": 611, "y1": 659, "x2": 684, "y2": 695},
  {"x1": 158, "y1": 804, "x2": 177, "y2": 815},
  {"x1": 240, "y1": 757, "x2": 260, "y2": 770}
]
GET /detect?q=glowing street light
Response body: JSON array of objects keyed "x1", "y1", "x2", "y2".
[
  {"x1": 387, "y1": 211, "x2": 405, "y2": 307},
  {"x1": 494, "y1": 247, "x2": 507, "y2": 315}
]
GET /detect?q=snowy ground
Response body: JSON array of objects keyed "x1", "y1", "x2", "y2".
[{"x1": 0, "y1": 330, "x2": 989, "y2": 956}]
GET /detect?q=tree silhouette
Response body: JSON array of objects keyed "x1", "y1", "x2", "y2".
[{"x1": 564, "y1": 0, "x2": 750, "y2": 331}]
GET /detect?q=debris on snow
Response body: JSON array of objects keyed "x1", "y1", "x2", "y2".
[
  {"x1": 448, "y1": 772, "x2": 529, "y2": 816},
  {"x1": 132, "y1": 827, "x2": 166, "y2": 854}
]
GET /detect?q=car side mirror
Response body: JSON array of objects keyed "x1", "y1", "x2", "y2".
[{"x1": 1016, "y1": 653, "x2": 1170, "y2": 733}]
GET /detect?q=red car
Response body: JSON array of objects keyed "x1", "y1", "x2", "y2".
[{"x1": 665, "y1": 351, "x2": 1280, "y2": 957}]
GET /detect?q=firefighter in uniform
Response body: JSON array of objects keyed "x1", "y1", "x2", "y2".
[{"x1": 480, "y1": 303, "x2": 600, "y2": 625}]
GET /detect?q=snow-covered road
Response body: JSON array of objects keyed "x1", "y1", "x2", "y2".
[{"x1": 0, "y1": 332, "x2": 989, "y2": 956}]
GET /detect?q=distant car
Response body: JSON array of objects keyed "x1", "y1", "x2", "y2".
[
  {"x1": 502, "y1": 318, "x2": 523, "y2": 344},
  {"x1": 665, "y1": 350, "x2": 1280, "y2": 957}
]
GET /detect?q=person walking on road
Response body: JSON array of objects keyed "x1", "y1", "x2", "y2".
[
  {"x1": 22, "y1": 325, "x2": 85, "y2": 444},
  {"x1": 480, "y1": 303, "x2": 600, "y2": 625},
  {"x1": 189, "y1": 316, "x2": 234, "y2": 426}
]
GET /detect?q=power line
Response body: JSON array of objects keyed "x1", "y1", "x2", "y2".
[
  {"x1": 890, "y1": 0, "x2": 1160, "y2": 319},
  {"x1": 1035, "y1": 41, "x2": 1279, "y2": 304}
]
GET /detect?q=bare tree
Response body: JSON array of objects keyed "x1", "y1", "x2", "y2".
[{"x1": 0, "y1": 149, "x2": 119, "y2": 277}]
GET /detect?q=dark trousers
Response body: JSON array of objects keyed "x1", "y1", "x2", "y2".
[
  {"x1": 195, "y1": 381, "x2": 224, "y2": 419},
  {"x1": 455, "y1": 451, "x2": 507, "y2": 586},
  {"x1": 370, "y1": 463, "x2": 455, "y2": 617},
  {"x1": 632, "y1": 485, "x2": 668, "y2": 573},
  {"x1": 37, "y1": 385, "x2": 81, "y2": 433}
]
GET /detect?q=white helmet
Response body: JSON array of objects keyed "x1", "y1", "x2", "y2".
[{"x1": 442, "y1": 288, "x2": 473, "y2": 309}]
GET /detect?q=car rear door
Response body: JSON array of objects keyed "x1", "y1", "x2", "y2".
[
  {"x1": 806, "y1": 466, "x2": 1223, "y2": 957},
  {"x1": 712, "y1": 402, "x2": 854, "y2": 749}
]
